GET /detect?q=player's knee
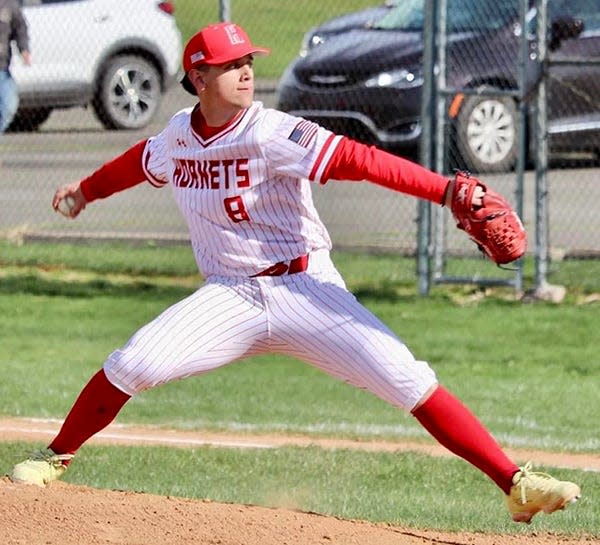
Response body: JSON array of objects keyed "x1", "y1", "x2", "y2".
[{"x1": 103, "y1": 349, "x2": 158, "y2": 396}]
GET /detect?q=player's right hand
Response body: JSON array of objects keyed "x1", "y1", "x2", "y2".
[{"x1": 52, "y1": 183, "x2": 87, "y2": 218}]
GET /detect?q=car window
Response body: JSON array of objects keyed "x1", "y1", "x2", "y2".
[
  {"x1": 371, "y1": 0, "x2": 424, "y2": 31},
  {"x1": 526, "y1": 0, "x2": 600, "y2": 36},
  {"x1": 550, "y1": 0, "x2": 600, "y2": 32},
  {"x1": 373, "y1": 0, "x2": 519, "y2": 32},
  {"x1": 448, "y1": 0, "x2": 518, "y2": 31}
]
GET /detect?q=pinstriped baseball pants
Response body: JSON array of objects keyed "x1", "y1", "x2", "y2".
[{"x1": 104, "y1": 254, "x2": 437, "y2": 412}]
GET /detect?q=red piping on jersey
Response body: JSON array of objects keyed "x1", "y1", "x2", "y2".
[
  {"x1": 190, "y1": 105, "x2": 247, "y2": 146},
  {"x1": 321, "y1": 137, "x2": 449, "y2": 204},
  {"x1": 80, "y1": 140, "x2": 149, "y2": 203},
  {"x1": 309, "y1": 133, "x2": 338, "y2": 182},
  {"x1": 142, "y1": 147, "x2": 166, "y2": 187}
]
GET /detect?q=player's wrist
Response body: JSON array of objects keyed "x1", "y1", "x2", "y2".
[{"x1": 442, "y1": 179, "x2": 454, "y2": 207}]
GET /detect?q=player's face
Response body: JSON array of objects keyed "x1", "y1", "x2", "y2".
[{"x1": 194, "y1": 55, "x2": 255, "y2": 121}]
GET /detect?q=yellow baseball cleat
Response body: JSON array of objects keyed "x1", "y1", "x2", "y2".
[
  {"x1": 505, "y1": 462, "x2": 581, "y2": 523},
  {"x1": 11, "y1": 448, "x2": 74, "y2": 486}
]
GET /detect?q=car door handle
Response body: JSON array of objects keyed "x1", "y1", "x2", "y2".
[{"x1": 93, "y1": 14, "x2": 111, "y2": 23}]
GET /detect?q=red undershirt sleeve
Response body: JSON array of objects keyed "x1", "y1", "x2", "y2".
[
  {"x1": 79, "y1": 139, "x2": 149, "y2": 203},
  {"x1": 320, "y1": 136, "x2": 450, "y2": 204}
]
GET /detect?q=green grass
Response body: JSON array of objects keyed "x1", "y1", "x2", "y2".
[
  {"x1": 2, "y1": 287, "x2": 597, "y2": 451},
  {"x1": 1, "y1": 240, "x2": 599, "y2": 291},
  {"x1": 174, "y1": 0, "x2": 379, "y2": 78},
  {"x1": 1, "y1": 240, "x2": 599, "y2": 535},
  {"x1": 0, "y1": 240, "x2": 598, "y2": 451},
  {"x1": 2, "y1": 441, "x2": 598, "y2": 535},
  {"x1": 0, "y1": 240, "x2": 198, "y2": 277}
]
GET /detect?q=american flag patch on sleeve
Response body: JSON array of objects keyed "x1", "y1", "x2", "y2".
[{"x1": 288, "y1": 120, "x2": 319, "y2": 148}]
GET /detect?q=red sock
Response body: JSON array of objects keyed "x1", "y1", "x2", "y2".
[
  {"x1": 412, "y1": 385, "x2": 518, "y2": 494},
  {"x1": 49, "y1": 369, "x2": 130, "y2": 460}
]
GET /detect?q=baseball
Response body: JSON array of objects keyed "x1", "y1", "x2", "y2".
[{"x1": 57, "y1": 196, "x2": 75, "y2": 217}]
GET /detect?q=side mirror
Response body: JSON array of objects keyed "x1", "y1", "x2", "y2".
[{"x1": 549, "y1": 17, "x2": 585, "y2": 51}]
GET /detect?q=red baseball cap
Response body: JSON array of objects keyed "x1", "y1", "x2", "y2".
[{"x1": 181, "y1": 22, "x2": 270, "y2": 94}]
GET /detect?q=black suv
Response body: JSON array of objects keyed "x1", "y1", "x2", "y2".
[{"x1": 277, "y1": 0, "x2": 600, "y2": 172}]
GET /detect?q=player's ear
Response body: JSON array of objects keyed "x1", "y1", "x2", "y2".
[{"x1": 188, "y1": 69, "x2": 207, "y2": 92}]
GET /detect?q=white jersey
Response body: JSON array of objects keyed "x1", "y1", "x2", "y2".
[
  {"x1": 105, "y1": 101, "x2": 438, "y2": 417},
  {"x1": 141, "y1": 101, "x2": 343, "y2": 277}
]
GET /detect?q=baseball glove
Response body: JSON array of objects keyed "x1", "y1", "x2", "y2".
[{"x1": 448, "y1": 171, "x2": 527, "y2": 265}]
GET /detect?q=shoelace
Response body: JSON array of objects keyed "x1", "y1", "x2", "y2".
[
  {"x1": 514, "y1": 461, "x2": 555, "y2": 505},
  {"x1": 30, "y1": 449, "x2": 74, "y2": 466}
]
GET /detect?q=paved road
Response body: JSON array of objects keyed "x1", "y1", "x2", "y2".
[{"x1": 1, "y1": 84, "x2": 598, "y2": 257}]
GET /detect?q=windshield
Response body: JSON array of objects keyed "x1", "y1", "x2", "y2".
[{"x1": 372, "y1": 0, "x2": 519, "y2": 32}]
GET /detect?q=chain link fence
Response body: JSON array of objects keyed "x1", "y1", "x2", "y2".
[
  {"x1": 1, "y1": 1, "x2": 598, "y2": 290},
  {"x1": 416, "y1": 0, "x2": 599, "y2": 292}
]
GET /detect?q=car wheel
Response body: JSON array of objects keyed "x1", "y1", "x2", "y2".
[
  {"x1": 456, "y1": 94, "x2": 518, "y2": 173},
  {"x1": 92, "y1": 54, "x2": 162, "y2": 130},
  {"x1": 7, "y1": 107, "x2": 52, "y2": 132}
]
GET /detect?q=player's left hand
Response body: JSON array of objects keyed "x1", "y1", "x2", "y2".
[
  {"x1": 447, "y1": 171, "x2": 527, "y2": 265},
  {"x1": 52, "y1": 183, "x2": 87, "y2": 218}
]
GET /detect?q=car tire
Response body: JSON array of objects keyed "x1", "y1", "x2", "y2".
[
  {"x1": 7, "y1": 107, "x2": 52, "y2": 132},
  {"x1": 92, "y1": 54, "x2": 162, "y2": 130},
  {"x1": 456, "y1": 93, "x2": 518, "y2": 173}
]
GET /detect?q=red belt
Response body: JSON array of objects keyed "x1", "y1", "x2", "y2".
[{"x1": 251, "y1": 255, "x2": 309, "y2": 277}]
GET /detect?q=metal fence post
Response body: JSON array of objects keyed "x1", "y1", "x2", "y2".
[
  {"x1": 513, "y1": 0, "x2": 529, "y2": 294},
  {"x1": 219, "y1": 0, "x2": 231, "y2": 22},
  {"x1": 534, "y1": 0, "x2": 549, "y2": 290},
  {"x1": 431, "y1": 0, "x2": 448, "y2": 285},
  {"x1": 417, "y1": 0, "x2": 438, "y2": 295}
]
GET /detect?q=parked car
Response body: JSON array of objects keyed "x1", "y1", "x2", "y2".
[
  {"x1": 277, "y1": 0, "x2": 600, "y2": 172},
  {"x1": 299, "y1": 1, "x2": 399, "y2": 56},
  {"x1": 9, "y1": 0, "x2": 182, "y2": 131}
]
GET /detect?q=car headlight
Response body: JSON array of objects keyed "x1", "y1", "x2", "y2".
[
  {"x1": 364, "y1": 68, "x2": 423, "y2": 89},
  {"x1": 300, "y1": 32, "x2": 326, "y2": 57},
  {"x1": 300, "y1": 30, "x2": 325, "y2": 57}
]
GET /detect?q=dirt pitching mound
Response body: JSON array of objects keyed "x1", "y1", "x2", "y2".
[
  {"x1": 0, "y1": 477, "x2": 590, "y2": 545},
  {"x1": 1, "y1": 418, "x2": 596, "y2": 545}
]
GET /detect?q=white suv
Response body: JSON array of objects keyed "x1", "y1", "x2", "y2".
[{"x1": 10, "y1": 0, "x2": 182, "y2": 131}]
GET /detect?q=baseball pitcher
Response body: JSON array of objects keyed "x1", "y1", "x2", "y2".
[{"x1": 12, "y1": 22, "x2": 578, "y2": 524}]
